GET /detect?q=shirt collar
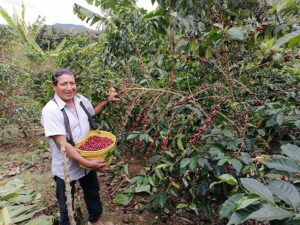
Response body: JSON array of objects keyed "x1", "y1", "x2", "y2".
[{"x1": 53, "y1": 94, "x2": 81, "y2": 110}]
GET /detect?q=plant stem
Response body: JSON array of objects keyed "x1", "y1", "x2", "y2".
[
  {"x1": 126, "y1": 87, "x2": 183, "y2": 97},
  {"x1": 125, "y1": 87, "x2": 208, "y2": 118},
  {"x1": 216, "y1": 112, "x2": 235, "y2": 125},
  {"x1": 60, "y1": 142, "x2": 76, "y2": 225}
]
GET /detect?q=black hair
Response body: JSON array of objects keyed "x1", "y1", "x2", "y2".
[{"x1": 52, "y1": 69, "x2": 75, "y2": 85}]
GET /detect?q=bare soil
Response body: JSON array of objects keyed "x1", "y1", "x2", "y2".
[{"x1": 0, "y1": 134, "x2": 201, "y2": 225}]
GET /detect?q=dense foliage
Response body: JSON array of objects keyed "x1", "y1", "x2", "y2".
[
  {"x1": 72, "y1": 0, "x2": 300, "y2": 224},
  {"x1": 1, "y1": 0, "x2": 300, "y2": 224}
]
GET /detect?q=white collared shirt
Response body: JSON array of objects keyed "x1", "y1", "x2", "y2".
[{"x1": 41, "y1": 94, "x2": 95, "y2": 181}]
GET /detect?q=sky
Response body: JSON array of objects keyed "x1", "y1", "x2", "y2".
[{"x1": 0, "y1": 0, "x2": 157, "y2": 29}]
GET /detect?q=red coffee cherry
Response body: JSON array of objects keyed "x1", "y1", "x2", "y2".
[{"x1": 79, "y1": 136, "x2": 113, "y2": 151}]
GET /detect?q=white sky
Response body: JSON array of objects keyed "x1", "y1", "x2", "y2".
[{"x1": 0, "y1": 0, "x2": 157, "y2": 29}]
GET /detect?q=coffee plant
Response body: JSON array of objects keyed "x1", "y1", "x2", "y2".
[
  {"x1": 68, "y1": 0, "x2": 300, "y2": 223},
  {"x1": 1, "y1": 0, "x2": 299, "y2": 224}
]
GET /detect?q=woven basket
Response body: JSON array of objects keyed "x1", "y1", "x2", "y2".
[{"x1": 76, "y1": 130, "x2": 116, "y2": 167}]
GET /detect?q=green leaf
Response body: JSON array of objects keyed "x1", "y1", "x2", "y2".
[
  {"x1": 197, "y1": 158, "x2": 212, "y2": 170},
  {"x1": 0, "y1": 6, "x2": 16, "y2": 29},
  {"x1": 281, "y1": 144, "x2": 300, "y2": 162},
  {"x1": 276, "y1": 113, "x2": 285, "y2": 125},
  {"x1": 12, "y1": 207, "x2": 46, "y2": 223},
  {"x1": 131, "y1": 176, "x2": 145, "y2": 185},
  {"x1": 268, "y1": 180, "x2": 300, "y2": 211},
  {"x1": 158, "y1": 193, "x2": 167, "y2": 208},
  {"x1": 135, "y1": 185, "x2": 151, "y2": 194},
  {"x1": 126, "y1": 132, "x2": 140, "y2": 140},
  {"x1": 223, "y1": 130, "x2": 234, "y2": 138},
  {"x1": 138, "y1": 133, "x2": 154, "y2": 143},
  {"x1": 114, "y1": 194, "x2": 133, "y2": 206},
  {"x1": 240, "y1": 152, "x2": 253, "y2": 164},
  {"x1": 52, "y1": 38, "x2": 67, "y2": 54},
  {"x1": 1, "y1": 207, "x2": 12, "y2": 225},
  {"x1": 24, "y1": 215, "x2": 53, "y2": 225},
  {"x1": 219, "y1": 193, "x2": 244, "y2": 218},
  {"x1": 211, "y1": 128, "x2": 222, "y2": 135},
  {"x1": 73, "y1": 3, "x2": 104, "y2": 26},
  {"x1": 180, "y1": 158, "x2": 191, "y2": 168},
  {"x1": 189, "y1": 158, "x2": 197, "y2": 172},
  {"x1": 227, "y1": 204, "x2": 293, "y2": 224},
  {"x1": 230, "y1": 159, "x2": 242, "y2": 173},
  {"x1": 139, "y1": 133, "x2": 148, "y2": 141},
  {"x1": 218, "y1": 158, "x2": 229, "y2": 166},
  {"x1": 150, "y1": 192, "x2": 167, "y2": 208},
  {"x1": 163, "y1": 208, "x2": 170, "y2": 214},
  {"x1": 209, "y1": 146, "x2": 224, "y2": 158},
  {"x1": 155, "y1": 168, "x2": 164, "y2": 180},
  {"x1": 12, "y1": 210, "x2": 40, "y2": 223},
  {"x1": 276, "y1": 0, "x2": 300, "y2": 16},
  {"x1": 219, "y1": 174, "x2": 238, "y2": 186},
  {"x1": 246, "y1": 204, "x2": 293, "y2": 221},
  {"x1": 236, "y1": 195, "x2": 261, "y2": 210},
  {"x1": 204, "y1": 30, "x2": 222, "y2": 45},
  {"x1": 176, "y1": 203, "x2": 188, "y2": 209},
  {"x1": 26, "y1": 36, "x2": 44, "y2": 55},
  {"x1": 227, "y1": 204, "x2": 258, "y2": 225},
  {"x1": 272, "y1": 30, "x2": 300, "y2": 48},
  {"x1": 9, "y1": 193, "x2": 35, "y2": 204},
  {"x1": 177, "y1": 133, "x2": 185, "y2": 151},
  {"x1": 257, "y1": 129, "x2": 266, "y2": 137},
  {"x1": 156, "y1": 163, "x2": 171, "y2": 170},
  {"x1": 264, "y1": 156, "x2": 300, "y2": 173},
  {"x1": 8, "y1": 204, "x2": 35, "y2": 218},
  {"x1": 123, "y1": 187, "x2": 135, "y2": 194},
  {"x1": 227, "y1": 27, "x2": 244, "y2": 41},
  {"x1": 240, "y1": 178, "x2": 274, "y2": 203},
  {"x1": 13, "y1": 12, "x2": 28, "y2": 43},
  {"x1": 226, "y1": 139, "x2": 240, "y2": 150},
  {"x1": 0, "y1": 179, "x2": 46, "y2": 224},
  {"x1": 148, "y1": 176, "x2": 155, "y2": 187},
  {"x1": 189, "y1": 203, "x2": 198, "y2": 215},
  {"x1": 184, "y1": 105, "x2": 202, "y2": 117},
  {"x1": 0, "y1": 179, "x2": 24, "y2": 200}
]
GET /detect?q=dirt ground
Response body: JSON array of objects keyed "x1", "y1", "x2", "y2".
[
  {"x1": 0, "y1": 130, "x2": 273, "y2": 225},
  {"x1": 0, "y1": 132, "x2": 204, "y2": 225}
]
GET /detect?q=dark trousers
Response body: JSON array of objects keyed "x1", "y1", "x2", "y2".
[{"x1": 54, "y1": 170, "x2": 103, "y2": 225}]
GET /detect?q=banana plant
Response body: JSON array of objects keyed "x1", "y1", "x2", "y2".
[
  {"x1": 0, "y1": 178, "x2": 52, "y2": 225},
  {"x1": 0, "y1": 2, "x2": 44, "y2": 54},
  {"x1": 73, "y1": 0, "x2": 136, "y2": 30},
  {"x1": 0, "y1": 2, "x2": 66, "y2": 56}
]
